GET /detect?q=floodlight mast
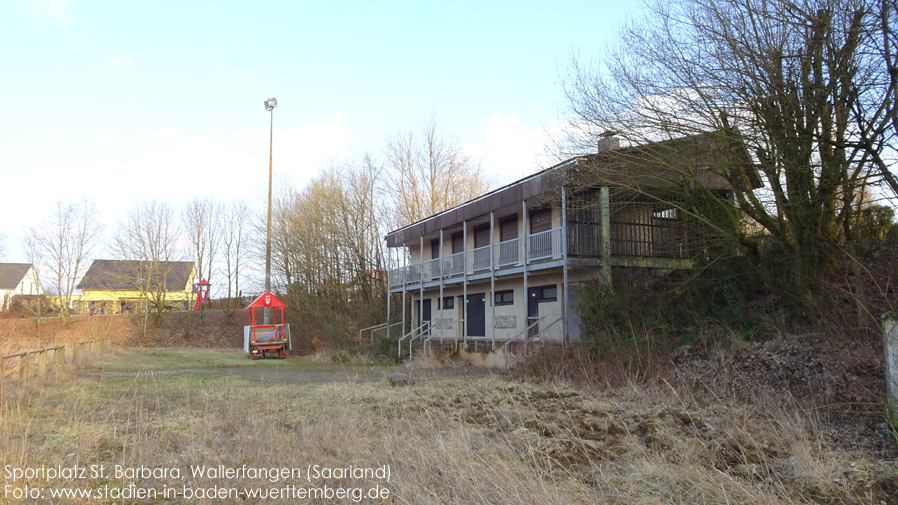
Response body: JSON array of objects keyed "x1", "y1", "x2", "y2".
[{"x1": 264, "y1": 97, "x2": 277, "y2": 325}]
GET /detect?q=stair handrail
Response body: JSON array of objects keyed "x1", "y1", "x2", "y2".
[
  {"x1": 358, "y1": 321, "x2": 402, "y2": 345},
  {"x1": 398, "y1": 321, "x2": 431, "y2": 359},
  {"x1": 407, "y1": 321, "x2": 432, "y2": 360},
  {"x1": 422, "y1": 319, "x2": 458, "y2": 355},
  {"x1": 503, "y1": 316, "x2": 545, "y2": 369}
]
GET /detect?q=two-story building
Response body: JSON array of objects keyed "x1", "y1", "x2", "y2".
[{"x1": 384, "y1": 133, "x2": 759, "y2": 366}]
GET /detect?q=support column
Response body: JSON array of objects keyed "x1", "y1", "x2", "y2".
[
  {"x1": 402, "y1": 241, "x2": 407, "y2": 338},
  {"x1": 462, "y1": 221, "x2": 468, "y2": 345},
  {"x1": 419, "y1": 236, "x2": 424, "y2": 337},
  {"x1": 884, "y1": 313, "x2": 898, "y2": 429},
  {"x1": 562, "y1": 186, "x2": 569, "y2": 344},
  {"x1": 522, "y1": 201, "x2": 529, "y2": 338},
  {"x1": 386, "y1": 247, "x2": 391, "y2": 341},
  {"x1": 599, "y1": 187, "x2": 612, "y2": 289},
  {"x1": 490, "y1": 211, "x2": 496, "y2": 349},
  {"x1": 439, "y1": 229, "x2": 444, "y2": 343}
]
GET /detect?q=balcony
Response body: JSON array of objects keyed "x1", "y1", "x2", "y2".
[{"x1": 388, "y1": 227, "x2": 564, "y2": 289}]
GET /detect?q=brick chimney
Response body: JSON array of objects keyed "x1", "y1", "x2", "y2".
[{"x1": 598, "y1": 131, "x2": 620, "y2": 152}]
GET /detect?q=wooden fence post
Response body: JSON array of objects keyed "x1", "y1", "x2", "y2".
[
  {"x1": 73, "y1": 343, "x2": 80, "y2": 366},
  {"x1": 55, "y1": 346, "x2": 65, "y2": 369},
  {"x1": 19, "y1": 353, "x2": 28, "y2": 387},
  {"x1": 884, "y1": 313, "x2": 898, "y2": 430},
  {"x1": 37, "y1": 350, "x2": 46, "y2": 379}
]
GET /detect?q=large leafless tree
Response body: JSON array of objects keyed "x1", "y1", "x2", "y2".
[
  {"x1": 221, "y1": 198, "x2": 251, "y2": 307},
  {"x1": 26, "y1": 199, "x2": 104, "y2": 320},
  {"x1": 183, "y1": 196, "x2": 221, "y2": 311},
  {"x1": 113, "y1": 200, "x2": 182, "y2": 329},
  {"x1": 385, "y1": 115, "x2": 493, "y2": 227},
  {"x1": 561, "y1": 0, "x2": 898, "y2": 299}
]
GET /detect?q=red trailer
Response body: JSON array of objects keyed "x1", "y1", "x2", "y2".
[{"x1": 243, "y1": 292, "x2": 292, "y2": 359}]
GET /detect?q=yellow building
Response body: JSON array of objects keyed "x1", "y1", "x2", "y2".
[{"x1": 76, "y1": 260, "x2": 196, "y2": 315}]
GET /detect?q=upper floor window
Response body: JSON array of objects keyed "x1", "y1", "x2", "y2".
[
  {"x1": 452, "y1": 232, "x2": 464, "y2": 254},
  {"x1": 530, "y1": 208, "x2": 552, "y2": 234},
  {"x1": 474, "y1": 224, "x2": 490, "y2": 249},
  {"x1": 431, "y1": 239, "x2": 440, "y2": 259},
  {"x1": 500, "y1": 216, "x2": 518, "y2": 242}
]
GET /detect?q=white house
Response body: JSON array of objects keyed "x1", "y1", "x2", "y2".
[
  {"x1": 383, "y1": 133, "x2": 760, "y2": 366},
  {"x1": 0, "y1": 263, "x2": 43, "y2": 312}
]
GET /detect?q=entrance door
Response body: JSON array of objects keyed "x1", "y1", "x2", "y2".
[
  {"x1": 416, "y1": 299, "x2": 432, "y2": 334},
  {"x1": 527, "y1": 287, "x2": 539, "y2": 337},
  {"x1": 466, "y1": 293, "x2": 485, "y2": 337}
]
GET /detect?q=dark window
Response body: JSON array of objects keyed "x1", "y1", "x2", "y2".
[
  {"x1": 500, "y1": 216, "x2": 518, "y2": 242},
  {"x1": 452, "y1": 232, "x2": 464, "y2": 254},
  {"x1": 474, "y1": 224, "x2": 491, "y2": 249},
  {"x1": 443, "y1": 297, "x2": 454, "y2": 309},
  {"x1": 494, "y1": 290, "x2": 514, "y2": 306},
  {"x1": 431, "y1": 239, "x2": 440, "y2": 259},
  {"x1": 538, "y1": 285, "x2": 557, "y2": 302},
  {"x1": 530, "y1": 208, "x2": 552, "y2": 234}
]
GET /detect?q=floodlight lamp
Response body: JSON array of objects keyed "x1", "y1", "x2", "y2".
[{"x1": 264, "y1": 97, "x2": 278, "y2": 111}]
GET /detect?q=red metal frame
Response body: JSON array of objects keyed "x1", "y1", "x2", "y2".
[
  {"x1": 243, "y1": 292, "x2": 288, "y2": 359},
  {"x1": 193, "y1": 278, "x2": 210, "y2": 311}
]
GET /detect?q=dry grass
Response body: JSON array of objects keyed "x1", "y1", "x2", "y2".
[{"x1": 1, "y1": 347, "x2": 896, "y2": 504}]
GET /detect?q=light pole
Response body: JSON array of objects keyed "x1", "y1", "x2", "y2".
[{"x1": 264, "y1": 97, "x2": 277, "y2": 325}]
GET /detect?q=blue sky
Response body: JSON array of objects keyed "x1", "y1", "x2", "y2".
[{"x1": 0, "y1": 0, "x2": 632, "y2": 262}]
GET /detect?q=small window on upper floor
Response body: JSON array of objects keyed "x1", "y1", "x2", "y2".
[
  {"x1": 530, "y1": 208, "x2": 552, "y2": 234},
  {"x1": 474, "y1": 224, "x2": 491, "y2": 249},
  {"x1": 452, "y1": 232, "x2": 464, "y2": 254},
  {"x1": 500, "y1": 216, "x2": 518, "y2": 242},
  {"x1": 653, "y1": 208, "x2": 678, "y2": 220},
  {"x1": 431, "y1": 239, "x2": 440, "y2": 259}
]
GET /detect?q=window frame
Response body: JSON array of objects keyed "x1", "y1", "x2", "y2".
[{"x1": 494, "y1": 289, "x2": 514, "y2": 306}]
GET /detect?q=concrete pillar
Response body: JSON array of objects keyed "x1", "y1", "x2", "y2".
[
  {"x1": 884, "y1": 313, "x2": 898, "y2": 428},
  {"x1": 599, "y1": 186, "x2": 612, "y2": 289}
]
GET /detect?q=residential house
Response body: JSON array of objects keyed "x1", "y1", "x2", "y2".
[
  {"x1": 77, "y1": 260, "x2": 196, "y2": 314},
  {"x1": 0, "y1": 263, "x2": 43, "y2": 312},
  {"x1": 384, "y1": 133, "x2": 760, "y2": 366}
]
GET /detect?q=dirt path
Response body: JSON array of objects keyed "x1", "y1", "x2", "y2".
[{"x1": 95, "y1": 363, "x2": 500, "y2": 384}]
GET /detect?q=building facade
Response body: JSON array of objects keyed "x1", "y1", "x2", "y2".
[{"x1": 384, "y1": 134, "x2": 757, "y2": 365}]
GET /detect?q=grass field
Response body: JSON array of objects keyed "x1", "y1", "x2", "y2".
[{"x1": 0, "y1": 347, "x2": 896, "y2": 504}]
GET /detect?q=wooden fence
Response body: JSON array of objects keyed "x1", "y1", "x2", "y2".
[{"x1": 0, "y1": 338, "x2": 111, "y2": 397}]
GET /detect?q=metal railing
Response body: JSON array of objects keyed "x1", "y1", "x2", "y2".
[
  {"x1": 466, "y1": 245, "x2": 491, "y2": 274},
  {"x1": 442, "y1": 252, "x2": 465, "y2": 278},
  {"x1": 494, "y1": 237, "x2": 523, "y2": 268},
  {"x1": 528, "y1": 228, "x2": 563, "y2": 261},
  {"x1": 358, "y1": 321, "x2": 402, "y2": 345},
  {"x1": 422, "y1": 319, "x2": 461, "y2": 355},
  {"x1": 397, "y1": 321, "x2": 430, "y2": 359},
  {"x1": 503, "y1": 316, "x2": 562, "y2": 369}
]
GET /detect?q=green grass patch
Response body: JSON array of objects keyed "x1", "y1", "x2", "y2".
[{"x1": 88, "y1": 348, "x2": 321, "y2": 372}]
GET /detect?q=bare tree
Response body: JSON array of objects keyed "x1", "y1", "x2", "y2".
[
  {"x1": 26, "y1": 199, "x2": 104, "y2": 320},
  {"x1": 221, "y1": 198, "x2": 251, "y2": 307},
  {"x1": 385, "y1": 115, "x2": 494, "y2": 227},
  {"x1": 183, "y1": 196, "x2": 221, "y2": 311},
  {"x1": 561, "y1": 0, "x2": 898, "y2": 300},
  {"x1": 113, "y1": 200, "x2": 182, "y2": 329}
]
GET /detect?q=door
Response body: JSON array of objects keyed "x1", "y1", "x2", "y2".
[
  {"x1": 527, "y1": 287, "x2": 539, "y2": 337},
  {"x1": 416, "y1": 299, "x2": 432, "y2": 334},
  {"x1": 466, "y1": 293, "x2": 485, "y2": 337}
]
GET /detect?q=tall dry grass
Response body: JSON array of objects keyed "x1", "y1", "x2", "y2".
[{"x1": 1, "y1": 353, "x2": 895, "y2": 504}]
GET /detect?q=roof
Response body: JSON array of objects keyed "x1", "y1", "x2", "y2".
[
  {"x1": 77, "y1": 260, "x2": 195, "y2": 291},
  {"x1": 384, "y1": 131, "x2": 761, "y2": 247},
  {"x1": 243, "y1": 291, "x2": 287, "y2": 310},
  {"x1": 0, "y1": 263, "x2": 33, "y2": 290}
]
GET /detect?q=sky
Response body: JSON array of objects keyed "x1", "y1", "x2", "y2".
[{"x1": 0, "y1": 0, "x2": 633, "y2": 264}]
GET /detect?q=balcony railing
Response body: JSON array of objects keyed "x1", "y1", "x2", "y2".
[
  {"x1": 495, "y1": 237, "x2": 522, "y2": 268},
  {"x1": 466, "y1": 245, "x2": 491, "y2": 274},
  {"x1": 528, "y1": 228, "x2": 563, "y2": 261},
  {"x1": 442, "y1": 252, "x2": 464, "y2": 278},
  {"x1": 387, "y1": 227, "x2": 564, "y2": 288}
]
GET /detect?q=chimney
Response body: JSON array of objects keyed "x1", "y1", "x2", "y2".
[{"x1": 598, "y1": 131, "x2": 620, "y2": 153}]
